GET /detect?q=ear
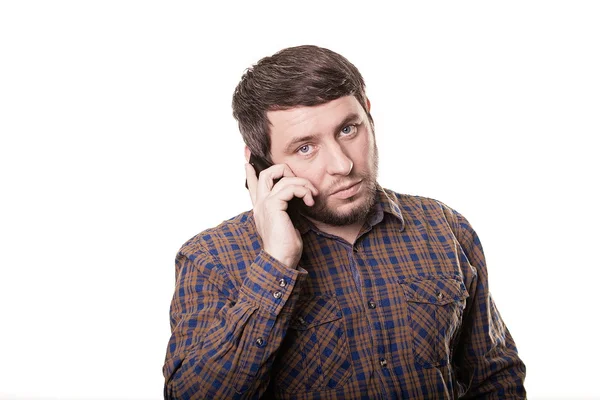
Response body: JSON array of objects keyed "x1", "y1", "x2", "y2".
[
  {"x1": 244, "y1": 146, "x2": 251, "y2": 163},
  {"x1": 366, "y1": 97, "x2": 371, "y2": 112}
]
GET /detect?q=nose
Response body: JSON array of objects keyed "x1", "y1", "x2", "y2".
[{"x1": 325, "y1": 143, "x2": 353, "y2": 176}]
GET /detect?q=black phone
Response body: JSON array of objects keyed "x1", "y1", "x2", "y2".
[
  {"x1": 245, "y1": 153, "x2": 273, "y2": 189},
  {"x1": 245, "y1": 153, "x2": 302, "y2": 215}
]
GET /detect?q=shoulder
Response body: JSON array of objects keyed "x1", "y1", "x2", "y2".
[
  {"x1": 173, "y1": 210, "x2": 260, "y2": 290},
  {"x1": 178, "y1": 210, "x2": 259, "y2": 261},
  {"x1": 380, "y1": 187, "x2": 471, "y2": 236},
  {"x1": 381, "y1": 187, "x2": 460, "y2": 218}
]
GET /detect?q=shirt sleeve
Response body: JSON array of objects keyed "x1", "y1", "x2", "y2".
[
  {"x1": 163, "y1": 247, "x2": 308, "y2": 399},
  {"x1": 451, "y1": 212, "x2": 527, "y2": 399}
]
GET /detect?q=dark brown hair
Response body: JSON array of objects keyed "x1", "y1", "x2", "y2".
[{"x1": 232, "y1": 45, "x2": 372, "y2": 163}]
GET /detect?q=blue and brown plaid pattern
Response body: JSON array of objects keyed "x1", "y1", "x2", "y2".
[{"x1": 163, "y1": 185, "x2": 526, "y2": 399}]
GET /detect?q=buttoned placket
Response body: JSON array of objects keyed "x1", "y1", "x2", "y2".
[
  {"x1": 348, "y1": 248, "x2": 388, "y2": 350},
  {"x1": 350, "y1": 241, "x2": 397, "y2": 399}
]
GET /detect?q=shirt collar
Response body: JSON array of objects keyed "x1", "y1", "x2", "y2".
[
  {"x1": 293, "y1": 182, "x2": 405, "y2": 235},
  {"x1": 375, "y1": 183, "x2": 405, "y2": 229}
]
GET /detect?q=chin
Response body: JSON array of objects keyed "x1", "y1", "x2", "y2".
[{"x1": 300, "y1": 185, "x2": 377, "y2": 227}]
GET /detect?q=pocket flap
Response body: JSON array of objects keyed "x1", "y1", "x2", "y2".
[
  {"x1": 401, "y1": 278, "x2": 468, "y2": 305},
  {"x1": 290, "y1": 295, "x2": 342, "y2": 330}
]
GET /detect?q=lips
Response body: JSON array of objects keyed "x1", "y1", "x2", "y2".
[{"x1": 331, "y1": 180, "x2": 362, "y2": 195}]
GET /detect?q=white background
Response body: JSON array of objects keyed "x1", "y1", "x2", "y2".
[{"x1": 1, "y1": 1, "x2": 598, "y2": 399}]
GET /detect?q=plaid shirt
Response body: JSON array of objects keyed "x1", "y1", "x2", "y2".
[{"x1": 163, "y1": 185, "x2": 526, "y2": 399}]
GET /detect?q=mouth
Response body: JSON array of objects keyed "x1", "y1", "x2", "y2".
[{"x1": 330, "y1": 180, "x2": 363, "y2": 199}]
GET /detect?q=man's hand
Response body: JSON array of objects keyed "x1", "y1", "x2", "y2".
[{"x1": 245, "y1": 163, "x2": 318, "y2": 269}]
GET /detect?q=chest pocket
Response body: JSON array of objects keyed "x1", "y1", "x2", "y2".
[
  {"x1": 273, "y1": 295, "x2": 352, "y2": 393},
  {"x1": 400, "y1": 278, "x2": 469, "y2": 368}
]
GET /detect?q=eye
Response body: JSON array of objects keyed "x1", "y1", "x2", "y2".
[
  {"x1": 340, "y1": 124, "x2": 357, "y2": 136},
  {"x1": 297, "y1": 144, "x2": 313, "y2": 154}
]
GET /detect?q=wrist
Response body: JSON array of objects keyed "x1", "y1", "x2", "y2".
[{"x1": 265, "y1": 249, "x2": 299, "y2": 269}]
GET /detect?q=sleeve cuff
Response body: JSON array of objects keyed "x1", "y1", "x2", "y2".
[{"x1": 239, "y1": 250, "x2": 308, "y2": 315}]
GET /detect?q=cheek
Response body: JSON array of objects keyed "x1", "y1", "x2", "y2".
[
  {"x1": 350, "y1": 135, "x2": 374, "y2": 168},
  {"x1": 290, "y1": 164, "x2": 324, "y2": 189}
]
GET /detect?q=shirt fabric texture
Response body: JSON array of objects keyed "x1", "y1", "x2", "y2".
[{"x1": 163, "y1": 185, "x2": 526, "y2": 399}]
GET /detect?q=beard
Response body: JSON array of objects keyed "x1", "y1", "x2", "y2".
[{"x1": 294, "y1": 143, "x2": 379, "y2": 227}]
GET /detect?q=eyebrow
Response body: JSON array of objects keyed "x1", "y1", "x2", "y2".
[{"x1": 283, "y1": 113, "x2": 362, "y2": 154}]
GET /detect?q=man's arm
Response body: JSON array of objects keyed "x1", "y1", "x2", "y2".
[
  {"x1": 451, "y1": 212, "x2": 526, "y2": 399},
  {"x1": 163, "y1": 246, "x2": 307, "y2": 399}
]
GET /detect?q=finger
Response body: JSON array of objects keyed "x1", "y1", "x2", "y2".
[
  {"x1": 271, "y1": 177, "x2": 319, "y2": 197},
  {"x1": 270, "y1": 185, "x2": 315, "y2": 208},
  {"x1": 245, "y1": 163, "x2": 258, "y2": 206},
  {"x1": 256, "y1": 163, "x2": 297, "y2": 194}
]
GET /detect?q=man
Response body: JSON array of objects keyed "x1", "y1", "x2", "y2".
[{"x1": 163, "y1": 45, "x2": 526, "y2": 399}]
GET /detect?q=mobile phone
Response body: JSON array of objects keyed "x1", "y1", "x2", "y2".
[
  {"x1": 245, "y1": 153, "x2": 302, "y2": 215},
  {"x1": 245, "y1": 153, "x2": 273, "y2": 189}
]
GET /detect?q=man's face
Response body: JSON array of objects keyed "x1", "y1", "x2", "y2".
[{"x1": 268, "y1": 95, "x2": 379, "y2": 226}]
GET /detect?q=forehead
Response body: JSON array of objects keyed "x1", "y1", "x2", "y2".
[{"x1": 267, "y1": 96, "x2": 364, "y2": 141}]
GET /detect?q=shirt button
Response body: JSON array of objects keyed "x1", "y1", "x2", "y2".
[
  {"x1": 379, "y1": 358, "x2": 388, "y2": 367},
  {"x1": 255, "y1": 338, "x2": 265, "y2": 347},
  {"x1": 273, "y1": 291, "x2": 282, "y2": 299},
  {"x1": 279, "y1": 278, "x2": 287, "y2": 287},
  {"x1": 368, "y1": 300, "x2": 377, "y2": 309},
  {"x1": 435, "y1": 290, "x2": 444, "y2": 300}
]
